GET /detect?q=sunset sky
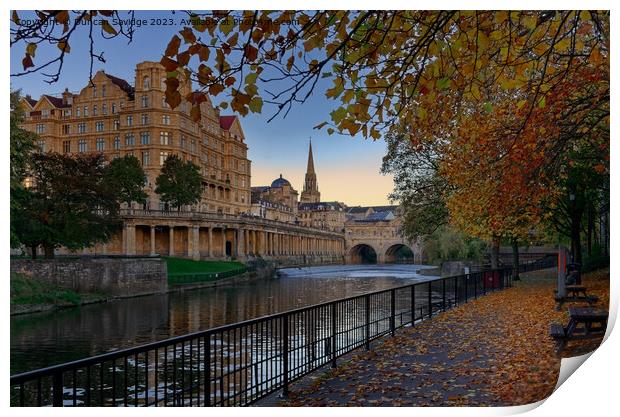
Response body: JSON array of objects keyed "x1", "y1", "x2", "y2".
[{"x1": 9, "y1": 10, "x2": 395, "y2": 206}]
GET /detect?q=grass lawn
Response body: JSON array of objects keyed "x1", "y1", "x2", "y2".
[{"x1": 164, "y1": 257, "x2": 245, "y2": 275}]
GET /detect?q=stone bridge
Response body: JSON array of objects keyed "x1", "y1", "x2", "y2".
[{"x1": 344, "y1": 219, "x2": 420, "y2": 264}]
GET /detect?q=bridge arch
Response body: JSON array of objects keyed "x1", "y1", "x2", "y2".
[
  {"x1": 385, "y1": 243, "x2": 415, "y2": 264},
  {"x1": 347, "y1": 244, "x2": 378, "y2": 264}
]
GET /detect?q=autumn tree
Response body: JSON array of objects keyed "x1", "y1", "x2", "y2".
[
  {"x1": 12, "y1": 153, "x2": 121, "y2": 258},
  {"x1": 10, "y1": 90, "x2": 37, "y2": 248},
  {"x1": 103, "y1": 155, "x2": 148, "y2": 209},
  {"x1": 155, "y1": 154, "x2": 202, "y2": 210}
]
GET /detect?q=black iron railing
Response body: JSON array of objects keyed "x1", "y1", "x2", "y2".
[{"x1": 10, "y1": 257, "x2": 556, "y2": 407}]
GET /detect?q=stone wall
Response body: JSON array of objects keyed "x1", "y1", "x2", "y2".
[{"x1": 11, "y1": 257, "x2": 168, "y2": 297}]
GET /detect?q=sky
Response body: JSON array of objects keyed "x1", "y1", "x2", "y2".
[{"x1": 9, "y1": 10, "x2": 395, "y2": 206}]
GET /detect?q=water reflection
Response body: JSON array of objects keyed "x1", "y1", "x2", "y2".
[{"x1": 11, "y1": 264, "x2": 437, "y2": 374}]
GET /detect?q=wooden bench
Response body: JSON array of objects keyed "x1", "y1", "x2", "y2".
[
  {"x1": 549, "y1": 307, "x2": 608, "y2": 355},
  {"x1": 554, "y1": 287, "x2": 599, "y2": 310}
]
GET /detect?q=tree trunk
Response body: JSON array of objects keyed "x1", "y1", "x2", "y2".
[
  {"x1": 512, "y1": 239, "x2": 520, "y2": 281},
  {"x1": 587, "y1": 203, "x2": 594, "y2": 257},
  {"x1": 43, "y1": 244, "x2": 55, "y2": 259},
  {"x1": 570, "y1": 209, "x2": 583, "y2": 265},
  {"x1": 490, "y1": 236, "x2": 500, "y2": 269},
  {"x1": 30, "y1": 244, "x2": 38, "y2": 260}
]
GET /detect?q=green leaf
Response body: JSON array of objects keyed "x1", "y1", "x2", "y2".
[
  {"x1": 483, "y1": 102, "x2": 493, "y2": 113},
  {"x1": 249, "y1": 97, "x2": 263, "y2": 113},
  {"x1": 436, "y1": 77, "x2": 452, "y2": 90}
]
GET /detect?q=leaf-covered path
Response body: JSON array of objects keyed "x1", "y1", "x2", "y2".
[{"x1": 265, "y1": 268, "x2": 609, "y2": 407}]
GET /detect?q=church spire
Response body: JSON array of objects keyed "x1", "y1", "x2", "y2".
[
  {"x1": 300, "y1": 137, "x2": 321, "y2": 203},
  {"x1": 306, "y1": 138, "x2": 315, "y2": 174}
]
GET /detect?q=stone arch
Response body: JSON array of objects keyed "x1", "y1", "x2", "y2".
[
  {"x1": 348, "y1": 244, "x2": 378, "y2": 264},
  {"x1": 385, "y1": 243, "x2": 415, "y2": 264}
]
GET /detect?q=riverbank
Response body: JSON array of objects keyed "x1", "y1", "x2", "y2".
[{"x1": 264, "y1": 267, "x2": 609, "y2": 407}]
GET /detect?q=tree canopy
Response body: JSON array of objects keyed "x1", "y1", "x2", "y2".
[
  {"x1": 155, "y1": 154, "x2": 202, "y2": 210},
  {"x1": 103, "y1": 155, "x2": 148, "y2": 207}
]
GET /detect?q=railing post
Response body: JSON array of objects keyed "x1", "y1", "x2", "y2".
[
  {"x1": 365, "y1": 294, "x2": 370, "y2": 350},
  {"x1": 454, "y1": 277, "x2": 458, "y2": 306},
  {"x1": 52, "y1": 372, "x2": 63, "y2": 407},
  {"x1": 410, "y1": 285, "x2": 416, "y2": 326},
  {"x1": 474, "y1": 273, "x2": 478, "y2": 299},
  {"x1": 464, "y1": 275, "x2": 468, "y2": 302},
  {"x1": 428, "y1": 281, "x2": 432, "y2": 319},
  {"x1": 442, "y1": 278, "x2": 446, "y2": 310},
  {"x1": 282, "y1": 315, "x2": 289, "y2": 397},
  {"x1": 205, "y1": 334, "x2": 211, "y2": 407},
  {"x1": 331, "y1": 303, "x2": 337, "y2": 368},
  {"x1": 390, "y1": 289, "x2": 396, "y2": 336}
]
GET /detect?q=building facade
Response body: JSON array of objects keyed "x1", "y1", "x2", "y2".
[{"x1": 20, "y1": 61, "x2": 252, "y2": 215}]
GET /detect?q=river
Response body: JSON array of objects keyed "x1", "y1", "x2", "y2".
[{"x1": 10, "y1": 264, "x2": 438, "y2": 375}]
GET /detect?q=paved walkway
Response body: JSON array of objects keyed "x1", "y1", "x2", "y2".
[{"x1": 260, "y1": 268, "x2": 609, "y2": 407}]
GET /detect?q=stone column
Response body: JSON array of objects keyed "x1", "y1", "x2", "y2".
[
  {"x1": 208, "y1": 227, "x2": 213, "y2": 258},
  {"x1": 222, "y1": 227, "x2": 227, "y2": 258},
  {"x1": 125, "y1": 224, "x2": 136, "y2": 256},
  {"x1": 237, "y1": 227, "x2": 245, "y2": 257},
  {"x1": 169, "y1": 226, "x2": 175, "y2": 256},
  {"x1": 190, "y1": 226, "x2": 200, "y2": 260},
  {"x1": 150, "y1": 226, "x2": 156, "y2": 256}
]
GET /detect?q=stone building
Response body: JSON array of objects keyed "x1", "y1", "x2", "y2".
[
  {"x1": 298, "y1": 201, "x2": 347, "y2": 232},
  {"x1": 249, "y1": 174, "x2": 299, "y2": 223},
  {"x1": 20, "y1": 61, "x2": 251, "y2": 215}
]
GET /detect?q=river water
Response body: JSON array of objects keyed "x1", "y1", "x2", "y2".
[{"x1": 10, "y1": 264, "x2": 438, "y2": 375}]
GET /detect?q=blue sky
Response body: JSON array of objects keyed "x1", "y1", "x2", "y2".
[{"x1": 10, "y1": 10, "x2": 395, "y2": 206}]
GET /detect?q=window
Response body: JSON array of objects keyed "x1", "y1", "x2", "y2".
[
  {"x1": 62, "y1": 124, "x2": 70, "y2": 134},
  {"x1": 76, "y1": 107, "x2": 81, "y2": 117},
  {"x1": 77, "y1": 123, "x2": 87, "y2": 133},
  {"x1": 113, "y1": 136, "x2": 121, "y2": 150},
  {"x1": 143, "y1": 76, "x2": 150, "y2": 89},
  {"x1": 37, "y1": 140, "x2": 45, "y2": 152},
  {"x1": 141, "y1": 95, "x2": 149, "y2": 108},
  {"x1": 95, "y1": 121, "x2": 105, "y2": 132},
  {"x1": 191, "y1": 139, "x2": 196, "y2": 152},
  {"x1": 162, "y1": 96, "x2": 169, "y2": 108},
  {"x1": 111, "y1": 103, "x2": 116, "y2": 114},
  {"x1": 114, "y1": 119, "x2": 120, "y2": 130},
  {"x1": 141, "y1": 151, "x2": 150, "y2": 166},
  {"x1": 126, "y1": 115, "x2": 133, "y2": 126},
  {"x1": 180, "y1": 135, "x2": 186, "y2": 149},
  {"x1": 160, "y1": 131, "x2": 171, "y2": 145},
  {"x1": 141, "y1": 114, "x2": 149, "y2": 125},
  {"x1": 84, "y1": 106, "x2": 88, "y2": 117},
  {"x1": 140, "y1": 131, "x2": 150, "y2": 145},
  {"x1": 102, "y1": 103, "x2": 107, "y2": 115},
  {"x1": 78, "y1": 139, "x2": 87, "y2": 152},
  {"x1": 41, "y1": 109, "x2": 50, "y2": 117},
  {"x1": 162, "y1": 115, "x2": 170, "y2": 125},
  {"x1": 62, "y1": 140, "x2": 71, "y2": 153},
  {"x1": 92, "y1": 85, "x2": 97, "y2": 98},
  {"x1": 36, "y1": 124, "x2": 45, "y2": 134},
  {"x1": 159, "y1": 151, "x2": 169, "y2": 166},
  {"x1": 93, "y1": 105, "x2": 98, "y2": 116},
  {"x1": 102, "y1": 85, "x2": 106, "y2": 97},
  {"x1": 125, "y1": 133, "x2": 135, "y2": 146},
  {"x1": 96, "y1": 138, "x2": 105, "y2": 151}
]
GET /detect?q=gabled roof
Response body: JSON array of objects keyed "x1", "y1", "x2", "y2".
[
  {"x1": 347, "y1": 206, "x2": 371, "y2": 214},
  {"x1": 105, "y1": 73, "x2": 135, "y2": 99},
  {"x1": 41, "y1": 94, "x2": 70, "y2": 108},
  {"x1": 370, "y1": 205, "x2": 399, "y2": 212},
  {"x1": 219, "y1": 115, "x2": 236, "y2": 130},
  {"x1": 23, "y1": 96, "x2": 37, "y2": 108}
]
